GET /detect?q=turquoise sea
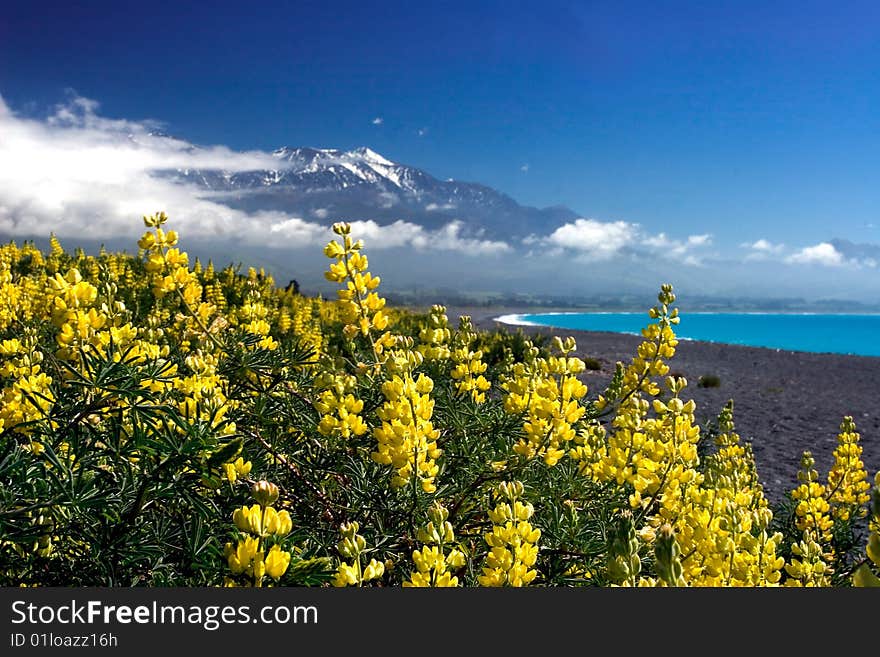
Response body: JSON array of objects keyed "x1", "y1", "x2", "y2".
[{"x1": 500, "y1": 312, "x2": 880, "y2": 358}]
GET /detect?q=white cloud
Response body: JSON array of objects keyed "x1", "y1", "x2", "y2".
[
  {"x1": 687, "y1": 234, "x2": 712, "y2": 247},
  {"x1": 372, "y1": 117, "x2": 383, "y2": 125},
  {"x1": 424, "y1": 202, "x2": 456, "y2": 212},
  {"x1": 312, "y1": 208, "x2": 329, "y2": 219},
  {"x1": 741, "y1": 238, "x2": 785, "y2": 261},
  {"x1": 0, "y1": 93, "x2": 509, "y2": 257},
  {"x1": 642, "y1": 232, "x2": 712, "y2": 260},
  {"x1": 348, "y1": 219, "x2": 509, "y2": 256},
  {"x1": 265, "y1": 218, "x2": 330, "y2": 244},
  {"x1": 376, "y1": 191, "x2": 399, "y2": 208},
  {"x1": 742, "y1": 239, "x2": 876, "y2": 267},
  {"x1": 520, "y1": 163, "x2": 529, "y2": 172},
  {"x1": 531, "y1": 218, "x2": 711, "y2": 264},
  {"x1": 417, "y1": 128, "x2": 427, "y2": 137},
  {"x1": 785, "y1": 242, "x2": 845, "y2": 266},
  {"x1": 544, "y1": 219, "x2": 637, "y2": 260},
  {"x1": 744, "y1": 238, "x2": 785, "y2": 253}
]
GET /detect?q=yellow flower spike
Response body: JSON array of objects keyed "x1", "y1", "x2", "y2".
[
  {"x1": 373, "y1": 371, "x2": 442, "y2": 492},
  {"x1": 826, "y1": 416, "x2": 871, "y2": 521},
  {"x1": 336, "y1": 522, "x2": 361, "y2": 558},
  {"x1": 479, "y1": 481, "x2": 540, "y2": 587},
  {"x1": 407, "y1": 506, "x2": 464, "y2": 587}
]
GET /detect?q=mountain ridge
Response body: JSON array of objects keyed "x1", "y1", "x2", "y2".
[{"x1": 162, "y1": 144, "x2": 579, "y2": 237}]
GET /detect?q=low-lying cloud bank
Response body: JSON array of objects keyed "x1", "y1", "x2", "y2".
[
  {"x1": 741, "y1": 238, "x2": 877, "y2": 269},
  {"x1": 526, "y1": 218, "x2": 713, "y2": 265},
  {"x1": 0, "y1": 94, "x2": 507, "y2": 256}
]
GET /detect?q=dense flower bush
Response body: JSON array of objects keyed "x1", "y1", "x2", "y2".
[{"x1": 0, "y1": 214, "x2": 877, "y2": 587}]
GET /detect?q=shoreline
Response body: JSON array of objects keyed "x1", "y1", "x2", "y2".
[
  {"x1": 434, "y1": 305, "x2": 880, "y2": 506},
  {"x1": 489, "y1": 311, "x2": 880, "y2": 359}
]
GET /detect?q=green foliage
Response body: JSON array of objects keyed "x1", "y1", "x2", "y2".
[{"x1": 0, "y1": 224, "x2": 875, "y2": 588}]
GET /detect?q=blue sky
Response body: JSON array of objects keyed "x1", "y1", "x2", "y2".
[{"x1": 1, "y1": 0, "x2": 880, "y2": 301}]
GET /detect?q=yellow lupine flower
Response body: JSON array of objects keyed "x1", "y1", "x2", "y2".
[
  {"x1": 226, "y1": 536, "x2": 260, "y2": 575},
  {"x1": 826, "y1": 416, "x2": 871, "y2": 521},
  {"x1": 332, "y1": 563, "x2": 359, "y2": 587},
  {"x1": 478, "y1": 481, "x2": 540, "y2": 587},
  {"x1": 502, "y1": 337, "x2": 588, "y2": 466},
  {"x1": 265, "y1": 545, "x2": 291, "y2": 580},
  {"x1": 791, "y1": 452, "x2": 834, "y2": 544},
  {"x1": 264, "y1": 508, "x2": 293, "y2": 537},
  {"x1": 224, "y1": 456, "x2": 252, "y2": 483},
  {"x1": 373, "y1": 373, "x2": 442, "y2": 493}
]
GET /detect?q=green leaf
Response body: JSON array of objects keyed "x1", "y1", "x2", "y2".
[
  {"x1": 207, "y1": 437, "x2": 243, "y2": 467},
  {"x1": 852, "y1": 563, "x2": 880, "y2": 587},
  {"x1": 867, "y1": 533, "x2": 880, "y2": 567}
]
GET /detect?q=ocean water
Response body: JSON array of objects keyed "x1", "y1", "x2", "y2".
[{"x1": 498, "y1": 312, "x2": 880, "y2": 357}]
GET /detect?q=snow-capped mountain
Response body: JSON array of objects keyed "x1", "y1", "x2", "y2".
[{"x1": 164, "y1": 146, "x2": 577, "y2": 237}]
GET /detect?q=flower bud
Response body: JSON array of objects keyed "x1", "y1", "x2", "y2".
[{"x1": 252, "y1": 480, "x2": 279, "y2": 506}]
